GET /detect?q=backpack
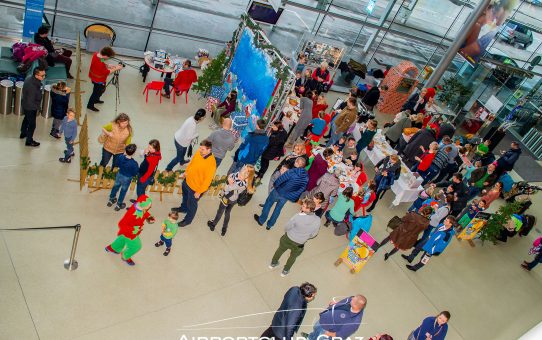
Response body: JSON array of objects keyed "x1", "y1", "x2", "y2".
[{"x1": 387, "y1": 215, "x2": 402, "y2": 230}]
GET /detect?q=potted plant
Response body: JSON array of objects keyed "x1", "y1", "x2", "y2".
[{"x1": 479, "y1": 201, "x2": 522, "y2": 244}]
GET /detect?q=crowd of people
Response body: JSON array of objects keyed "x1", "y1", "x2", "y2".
[{"x1": 17, "y1": 38, "x2": 539, "y2": 338}]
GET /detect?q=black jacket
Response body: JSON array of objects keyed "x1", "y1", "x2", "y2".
[
  {"x1": 22, "y1": 76, "x2": 43, "y2": 111},
  {"x1": 262, "y1": 129, "x2": 288, "y2": 160},
  {"x1": 34, "y1": 34, "x2": 56, "y2": 66},
  {"x1": 403, "y1": 128, "x2": 436, "y2": 167},
  {"x1": 362, "y1": 87, "x2": 380, "y2": 107},
  {"x1": 436, "y1": 180, "x2": 468, "y2": 215},
  {"x1": 497, "y1": 148, "x2": 522, "y2": 172},
  {"x1": 50, "y1": 89, "x2": 70, "y2": 120},
  {"x1": 438, "y1": 123, "x2": 455, "y2": 140},
  {"x1": 271, "y1": 287, "x2": 308, "y2": 338}
]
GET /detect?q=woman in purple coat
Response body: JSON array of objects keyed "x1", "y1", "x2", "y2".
[{"x1": 306, "y1": 148, "x2": 333, "y2": 192}]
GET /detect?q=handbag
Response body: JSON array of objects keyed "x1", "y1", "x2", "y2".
[
  {"x1": 387, "y1": 216, "x2": 402, "y2": 230},
  {"x1": 98, "y1": 133, "x2": 107, "y2": 144},
  {"x1": 186, "y1": 137, "x2": 198, "y2": 158},
  {"x1": 237, "y1": 190, "x2": 253, "y2": 206}
]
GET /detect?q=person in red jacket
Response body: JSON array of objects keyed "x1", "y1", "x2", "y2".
[
  {"x1": 105, "y1": 194, "x2": 155, "y2": 266},
  {"x1": 87, "y1": 46, "x2": 124, "y2": 112},
  {"x1": 311, "y1": 61, "x2": 331, "y2": 94},
  {"x1": 412, "y1": 142, "x2": 439, "y2": 180},
  {"x1": 162, "y1": 60, "x2": 198, "y2": 98},
  {"x1": 135, "y1": 139, "x2": 162, "y2": 197}
]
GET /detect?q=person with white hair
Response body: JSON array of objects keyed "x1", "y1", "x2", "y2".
[{"x1": 311, "y1": 61, "x2": 331, "y2": 93}]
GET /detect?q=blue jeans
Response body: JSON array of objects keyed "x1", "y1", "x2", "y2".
[
  {"x1": 422, "y1": 164, "x2": 440, "y2": 185},
  {"x1": 160, "y1": 234, "x2": 172, "y2": 248},
  {"x1": 258, "y1": 189, "x2": 288, "y2": 228},
  {"x1": 326, "y1": 122, "x2": 342, "y2": 147},
  {"x1": 166, "y1": 139, "x2": 188, "y2": 171},
  {"x1": 308, "y1": 321, "x2": 329, "y2": 340},
  {"x1": 408, "y1": 197, "x2": 425, "y2": 212},
  {"x1": 136, "y1": 176, "x2": 153, "y2": 197},
  {"x1": 64, "y1": 138, "x2": 74, "y2": 159},
  {"x1": 110, "y1": 173, "x2": 132, "y2": 205},
  {"x1": 180, "y1": 180, "x2": 199, "y2": 225},
  {"x1": 100, "y1": 148, "x2": 121, "y2": 168}
]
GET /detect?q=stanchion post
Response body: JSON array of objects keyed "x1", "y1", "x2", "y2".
[{"x1": 64, "y1": 224, "x2": 81, "y2": 271}]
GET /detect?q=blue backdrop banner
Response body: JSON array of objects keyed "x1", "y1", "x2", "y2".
[{"x1": 23, "y1": 0, "x2": 45, "y2": 39}]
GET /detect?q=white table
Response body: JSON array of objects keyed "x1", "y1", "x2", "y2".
[{"x1": 363, "y1": 132, "x2": 423, "y2": 206}]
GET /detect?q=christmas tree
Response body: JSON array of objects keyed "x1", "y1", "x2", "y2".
[{"x1": 192, "y1": 50, "x2": 227, "y2": 97}]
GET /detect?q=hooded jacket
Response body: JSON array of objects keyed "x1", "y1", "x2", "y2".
[
  {"x1": 389, "y1": 212, "x2": 431, "y2": 250},
  {"x1": 270, "y1": 287, "x2": 308, "y2": 338},
  {"x1": 235, "y1": 130, "x2": 269, "y2": 165},
  {"x1": 262, "y1": 129, "x2": 288, "y2": 160},
  {"x1": 334, "y1": 107, "x2": 358, "y2": 133},
  {"x1": 423, "y1": 224, "x2": 455, "y2": 255},
  {"x1": 50, "y1": 89, "x2": 70, "y2": 120}
]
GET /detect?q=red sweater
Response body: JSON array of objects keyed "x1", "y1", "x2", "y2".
[
  {"x1": 312, "y1": 99, "x2": 329, "y2": 118},
  {"x1": 138, "y1": 152, "x2": 162, "y2": 183},
  {"x1": 173, "y1": 69, "x2": 198, "y2": 90},
  {"x1": 418, "y1": 152, "x2": 436, "y2": 171},
  {"x1": 88, "y1": 52, "x2": 110, "y2": 83}
]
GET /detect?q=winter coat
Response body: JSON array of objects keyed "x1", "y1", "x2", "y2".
[
  {"x1": 403, "y1": 128, "x2": 436, "y2": 166},
  {"x1": 497, "y1": 148, "x2": 522, "y2": 172},
  {"x1": 362, "y1": 87, "x2": 380, "y2": 107},
  {"x1": 389, "y1": 212, "x2": 430, "y2": 250},
  {"x1": 234, "y1": 130, "x2": 269, "y2": 165},
  {"x1": 22, "y1": 76, "x2": 42, "y2": 111},
  {"x1": 334, "y1": 107, "x2": 358, "y2": 133},
  {"x1": 468, "y1": 166, "x2": 498, "y2": 188},
  {"x1": 274, "y1": 167, "x2": 309, "y2": 202},
  {"x1": 306, "y1": 172, "x2": 340, "y2": 207},
  {"x1": 423, "y1": 224, "x2": 455, "y2": 255},
  {"x1": 262, "y1": 129, "x2": 288, "y2": 160},
  {"x1": 385, "y1": 116, "x2": 411, "y2": 143},
  {"x1": 270, "y1": 287, "x2": 308, "y2": 339},
  {"x1": 50, "y1": 89, "x2": 70, "y2": 120},
  {"x1": 306, "y1": 153, "x2": 329, "y2": 191},
  {"x1": 438, "y1": 122, "x2": 455, "y2": 140}
]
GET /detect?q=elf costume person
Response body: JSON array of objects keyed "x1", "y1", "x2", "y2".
[{"x1": 105, "y1": 194, "x2": 155, "y2": 266}]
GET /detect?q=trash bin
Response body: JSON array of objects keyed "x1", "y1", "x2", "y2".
[
  {"x1": 41, "y1": 84, "x2": 52, "y2": 118},
  {"x1": 84, "y1": 24, "x2": 116, "y2": 53},
  {"x1": 0, "y1": 79, "x2": 14, "y2": 115},
  {"x1": 13, "y1": 81, "x2": 24, "y2": 116}
]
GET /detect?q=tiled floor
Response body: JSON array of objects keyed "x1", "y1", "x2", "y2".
[{"x1": 1, "y1": 51, "x2": 541, "y2": 340}]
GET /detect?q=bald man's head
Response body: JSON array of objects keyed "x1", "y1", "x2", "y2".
[
  {"x1": 351, "y1": 294, "x2": 367, "y2": 312},
  {"x1": 222, "y1": 118, "x2": 232, "y2": 130}
]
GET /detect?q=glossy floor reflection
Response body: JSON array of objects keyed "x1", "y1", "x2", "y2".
[{"x1": 0, "y1": 52, "x2": 541, "y2": 340}]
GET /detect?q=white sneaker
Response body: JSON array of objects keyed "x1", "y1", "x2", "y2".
[
  {"x1": 268, "y1": 262, "x2": 279, "y2": 269},
  {"x1": 280, "y1": 269, "x2": 289, "y2": 277}
]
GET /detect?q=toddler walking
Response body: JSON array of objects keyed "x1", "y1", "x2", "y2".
[
  {"x1": 155, "y1": 212, "x2": 179, "y2": 256},
  {"x1": 58, "y1": 108, "x2": 77, "y2": 163}
]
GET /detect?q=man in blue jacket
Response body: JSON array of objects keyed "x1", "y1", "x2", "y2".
[
  {"x1": 228, "y1": 119, "x2": 269, "y2": 174},
  {"x1": 260, "y1": 282, "x2": 317, "y2": 339},
  {"x1": 254, "y1": 157, "x2": 308, "y2": 230},
  {"x1": 496, "y1": 141, "x2": 522, "y2": 176},
  {"x1": 402, "y1": 216, "x2": 457, "y2": 271},
  {"x1": 307, "y1": 294, "x2": 366, "y2": 340}
]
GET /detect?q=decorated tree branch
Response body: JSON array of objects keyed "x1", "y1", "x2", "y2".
[
  {"x1": 479, "y1": 201, "x2": 523, "y2": 244},
  {"x1": 192, "y1": 50, "x2": 228, "y2": 97}
]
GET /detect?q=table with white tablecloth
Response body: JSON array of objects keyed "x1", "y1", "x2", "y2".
[{"x1": 363, "y1": 131, "x2": 423, "y2": 206}]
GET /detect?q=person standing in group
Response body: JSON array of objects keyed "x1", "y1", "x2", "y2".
[
  {"x1": 267, "y1": 142, "x2": 309, "y2": 193},
  {"x1": 416, "y1": 194, "x2": 453, "y2": 247},
  {"x1": 496, "y1": 141, "x2": 522, "y2": 176},
  {"x1": 20, "y1": 67, "x2": 45, "y2": 147},
  {"x1": 306, "y1": 295, "x2": 366, "y2": 340},
  {"x1": 58, "y1": 108, "x2": 78, "y2": 163},
  {"x1": 408, "y1": 311, "x2": 450, "y2": 340},
  {"x1": 432, "y1": 137, "x2": 459, "y2": 183},
  {"x1": 107, "y1": 144, "x2": 139, "y2": 211},
  {"x1": 377, "y1": 206, "x2": 433, "y2": 261},
  {"x1": 287, "y1": 91, "x2": 314, "y2": 145},
  {"x1": 366, "y1": 155, "x2": 401, "y2": 212},
  {"x1": 172, "y1": 139, "x2": 216, "y2": 227},
  {"x1": 402, "y1": 216, "x2": 457, "y2": 272},
  {"x1": 229, "y1": 119, "x2": 269, "y2": 174},
  {"x1": 105, "y1": 194, "x2": 155, "y2": 266},
  {"x1": 260, "y1": 283, "x2": 317, "y2": 339},
  {"x1": 312, "y1": 92, "x2": 328, "y2": 118},
  {"x1": 303, "y1": 168, "x2": 340, "y2": 209},
  {"x1": 257, "y1": 121, "x2": 288, "y2": 179},
  {"x1": 269, "y1": 198, "x2": 321, "y2": 276},
  {"x1": 154, "y1": 211, "x2": 180, "y2": 256},
  {"x1": 326, "y1": 97, "x2": 358, "y2": 147},
  {"x1": 165, "y1": 109, "x2": 206, "y2": 172},
  {"x1": 207, "y1": 165, "x2": 255, "y2": 236},
  {"x1": 99, "y1": 113, "x2": 133, "y2": 168},
  {"x1": 136, "y1": 139, "x2": 161, "y2": 197},
  {"x1": 356, "y1": 119, "x2": 378, "y2": 154},
  {"x1": 50, "y1": 81, "x2": 70, "y2": 139},
  {"x1": 86, "y1": 46, "x2": 124, "y2": 111},
  {"x1": 306, "y1": 148, "x2": 333, "y2": 192},
  {"x1": 206, "y1": 117, "x2": 236, "y2": 168},
  {"x1": 432, "y1": 173, "x2": 468, "y2": 217},
  {"x1": 255, "y1": 157, "x2": 308, "y2": 230}
]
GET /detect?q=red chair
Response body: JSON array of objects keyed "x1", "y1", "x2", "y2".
[
  {"x1": 142, "y1": 81, "x2": 165, "y2": 103},
  {"x1": 171, "y1": 69, "x2": 198, "y2": 104},
  {"x1": 172, "y1": 84, "x2": 191, "y2": 104}
]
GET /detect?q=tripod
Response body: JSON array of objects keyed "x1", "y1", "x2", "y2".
[{"x1": 105, "y1": 58, "x2": 140, "y2": 114}]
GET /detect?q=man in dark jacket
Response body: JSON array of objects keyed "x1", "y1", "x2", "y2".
[
  {"x1": 467, "y1": 164, "x2": 498, "y2": 199},
  {"x1": 229, "y1": 119, "x2": 269, "y2": 174},
  {"x1": 20, "y1": 67, "x2": 45, "y2": 147},
  {"x1": 361, "y1": 82, "x2": 384, "y2": 110},
  {"x1": 496, "y1": 141, "x2": 521, "y2": 175},
  {"x1": 34, "y1": 25, "x2": 73, "y2": 78},
  {"x1": 261, "y1": 282, "x2": 317, "y2": 339},
  {"x1": 433, "y1": 173, "x2": 468, "y2": 217},
  {"x1": 255, "y1": 157, "x2": 308, "y2": 230},
  {"x1": 307, "y1": 294, "x2": 366, "y2": 340},
  {"x1": 401, "y1": 127, "x2": 437, "y2": 168}
]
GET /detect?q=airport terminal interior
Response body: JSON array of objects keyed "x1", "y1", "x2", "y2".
[{"x1": 1, "y1": 0, "x2": 542, "y2": 339}]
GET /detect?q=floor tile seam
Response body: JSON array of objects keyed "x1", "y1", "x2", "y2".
[
  {"x1": 71, "y1": 276, "x2": 255, "y2": 340},
  {"x1": 1, "y1": 231, "x2": 41, "y2": 340}
]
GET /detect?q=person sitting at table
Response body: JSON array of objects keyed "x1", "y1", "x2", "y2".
[
  {"x1": 306, "y1": 148, "x2": 334, "y2": 192},
  {"x1": 162, "y1": 60, "x2": 198, "y2": 99},
  {"x1": 341, "y1": 137, "x2": 358, "y2": 163},
  {"x1": 305, "y1": 111, "x2": 327, "y2": 142},
  {"x1": 311, "y1": 61, "x2": 331, "y2": 94},
  {"x1": 366, "y1": 154, "x2": 401, "y2": 213},
  {"x1": 34, "y1": 25, "x2": 73, "y2": 79},
  {"x1": 353, "y1": 180, "x2": 377, "y2": 216}
]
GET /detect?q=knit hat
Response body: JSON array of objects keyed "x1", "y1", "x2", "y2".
[{"x1": 136, "y1": 194, "x2": 152, "y2": 209}]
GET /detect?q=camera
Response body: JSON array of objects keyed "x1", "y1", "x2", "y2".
[{"x1": 118, "y1": 61, "x2": 126, "y2": 67}]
